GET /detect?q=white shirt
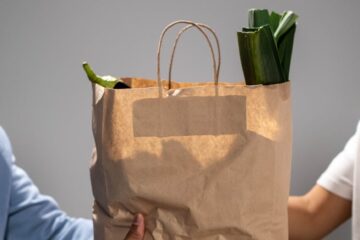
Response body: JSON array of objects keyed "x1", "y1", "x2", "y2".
[{"x1": 317, "y1": 121, "x2": 360, "y2": 239}]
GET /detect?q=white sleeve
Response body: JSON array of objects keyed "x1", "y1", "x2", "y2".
[{"x1": 316, "y1": 124, "x2": 359, "y2": 200}]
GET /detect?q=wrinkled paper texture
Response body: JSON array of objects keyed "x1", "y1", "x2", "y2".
[{"x1": 90, "y1": 78, "x2": 292, "y2": 240}]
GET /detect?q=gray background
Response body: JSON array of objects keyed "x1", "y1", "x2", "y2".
[{"x1": 0, "y1": 0, "x2": 358, "y2": 239}]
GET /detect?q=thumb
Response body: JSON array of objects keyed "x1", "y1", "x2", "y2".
[{"x1": 124, "y1": 213, "x2": 145, "y2": 240}]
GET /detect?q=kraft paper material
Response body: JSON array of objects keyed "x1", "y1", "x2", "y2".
[{"x1": 90, "y1": 78, "x2": 292, "y2": 240}]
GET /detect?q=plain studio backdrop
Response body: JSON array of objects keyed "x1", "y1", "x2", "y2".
[{"x1": 1, "y1": 1, "x2": 359, "y2": 239}]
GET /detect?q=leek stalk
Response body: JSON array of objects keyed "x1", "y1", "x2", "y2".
[{"x1": 238, "y1": 9, "x2": 298, "y2": 85}]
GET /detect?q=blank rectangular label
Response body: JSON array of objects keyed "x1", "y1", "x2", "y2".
[{"x1": 132, "y1": 95, "x2": 246, "y2": 137}]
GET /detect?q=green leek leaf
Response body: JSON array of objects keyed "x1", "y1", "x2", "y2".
[
  {"x1": 274, "y1": 11, "x2": 298, "y2": 42},
  {"x1": 237, "y1": 25, "x2": 285, "y2": 85},
  {"x1": 248, "y1": 9, "x2": 270, "y2": 28},
  {"x1": 269, "y1": 11, "x2": 281, "y2": 34},
  {"x1": 239, "y1": 9, "x2": 297, "y2": 84},
  {"x1": 277, "y1": 25, "x2": 296, "y2": 80}
]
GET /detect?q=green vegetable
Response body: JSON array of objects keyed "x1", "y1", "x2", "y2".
[
  {"x1": 82, "y1": 62, "x2": 129, "y2": 89},
  {"x1": 238, "y1": 9, "x2": 298, "y2": 85},
  {"x1": 277, "y1": 24, "x2": 296, "y2": 81},
  {"x1": 274, "y1": 11, "x2": 298, "y2": 42},
  {"x1": 248, "y1": 9, "x2": 270, "y2": 29},
  {"x1": 269, "y1": 12, "x2": 281, "y2": 34},
  {"x1": 238, "y1": 25, "x2": 285, "y2": 85}
]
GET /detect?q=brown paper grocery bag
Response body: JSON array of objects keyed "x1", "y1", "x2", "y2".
[{"x1": 90, "y1": 20, "x2": 292, "y2": 240}]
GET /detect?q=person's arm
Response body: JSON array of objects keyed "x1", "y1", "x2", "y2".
[
  {"x1": 6, "y1": 161, "x2": 94, "y2": 240},
  {"x1": 0, "y1": 127, "x2": 93, "y2": 240},
  {"x1": 1, "y1": 126, "x2": 145, "y2": 240},
  {"x1": 288, "y1": 184, "x2": 351, "y2": 240},
  {"x1": 289, "y1": 121, "x2": 360, "y2": 239}
]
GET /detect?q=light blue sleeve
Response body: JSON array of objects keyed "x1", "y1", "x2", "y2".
[
  {"x1": 0, "y1": 127, "x2": 13, "y2": 239},
  {"x1": 0, "y1": 128, "x2": 93, "y2": 240}
]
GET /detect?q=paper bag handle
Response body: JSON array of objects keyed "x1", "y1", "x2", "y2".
[
  {"x1": 156, "y1": 20, "x2": 220, "y2": 96},
  {"x1": 168, "y1": 23, "x2": 221, "y2": 89}
]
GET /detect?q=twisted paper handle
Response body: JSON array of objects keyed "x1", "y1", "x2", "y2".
[{"x1": 156, "y1": 20, "x2": 221, "y2": 96}]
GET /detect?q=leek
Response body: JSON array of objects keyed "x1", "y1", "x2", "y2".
[{"x1": 238, "y1": 9, "x2": 298, "y2": 85}]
